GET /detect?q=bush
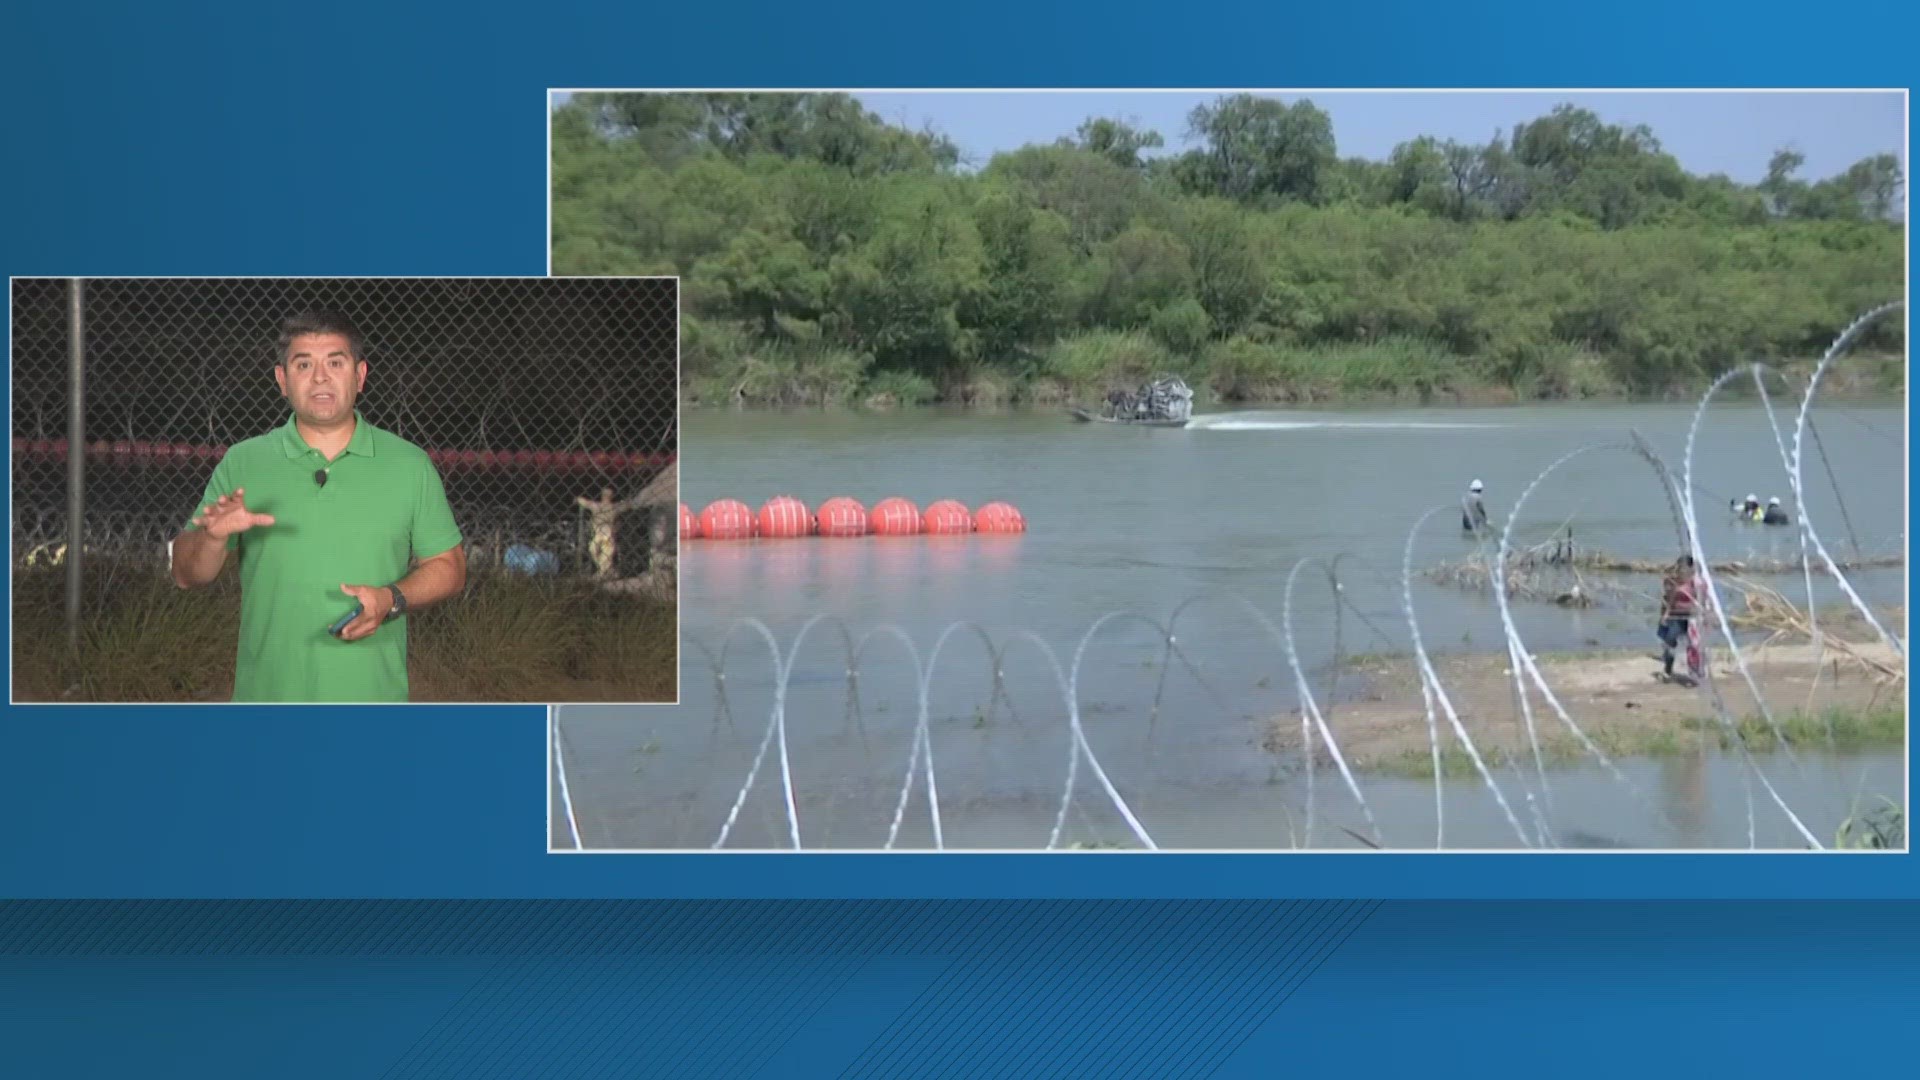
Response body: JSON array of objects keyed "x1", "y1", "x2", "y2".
[
  {"x1": 1044, "y1": 330, "x2": 1174, "y2": 391},
  {"x1": 686, "y1": 335, "x2": 873, "y2": 408},
  {"x1": 861, "y1": 368, "x2": 940, "y2": 409},
  {"x1": 1148, "y1": 298, "x2": 1213, "y2": 357},
  {"x1": 1204, "y1": 336, "x2": 1291, "y2": 401}
]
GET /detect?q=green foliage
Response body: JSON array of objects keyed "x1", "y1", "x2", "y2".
[
  {"x1": 553, "y1": 92, "x2": 1907, "y2": 406},
  {"x1": 570, "y1": 91, "x2": 960, "y2": 176},
  {"x1": 1081, "y1": 225, "x2": 1195, "y2": 327},
  {"x1": 1071, "y1": 117, "x2": 1165, "y2": 171},
  {"x1": 1178, "y1": 199, "x2": 1265, "y2": 336},
  {"x1": 1176, "y1": 94, "x2": 1338, "y2": 206},
  {"x1": 1044, "y1": 330, "x2": 1174, "y2": 391},
  {"x1": 1149, "y1": 298, "x2": 1212, "y2": 356},
  {"x1": 983, "y1": 143, "x2": 1148, "y2": 253},
  {"x1": 962, "y1": 188, "x2": 1074, "y2": 362},
  {"x1": 861, "y1": 368, "x2": 940, "y2": 409},
  {"x1": 828, "y1": 177, "x2": 984, "y2": 373},
  {"x1": 1836, "y1": 797, "x2": 1905, "y2": 850},
  {"x1": 1688, "y1": 705, "x2": 1907, "y2": 753},
  {"x1": 1204, "y1": 335, "x2": 1291, "y2": 401}
]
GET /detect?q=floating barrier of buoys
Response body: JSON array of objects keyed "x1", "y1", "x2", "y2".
[
  {"x1": 974, "y1": 501, "x2": 1026, "y2": 535},
  {"x1": 699, "y1": 498, "x2": 755, "y2": 540},
  {"x1": 870, "y1": 497, "x2": 924, "y2": 537},
  {"x1": 756, "y1": 495, "x2": 813, "y2": 539},
  {"x1": 682, "y1": 497, "x2": 1024, "y2": 541},
  {"x1": 815, "y1": 496, "x2": 869, "y2": 538},
  {"x1": 922, "y1": 499, "x2": 974, "y2": 535}
]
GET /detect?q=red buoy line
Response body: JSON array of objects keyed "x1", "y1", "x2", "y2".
[{"x1": 680, "y1": 496, "x2": 1026, "y2": 540}]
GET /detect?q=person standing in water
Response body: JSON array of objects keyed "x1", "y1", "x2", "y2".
[
  {"x1": 1462, "y1": 479, "x2": 1489, "y2": 534},
  {"x1": 1763, "y1": 497, "x2": 1790, "y2": 526}
]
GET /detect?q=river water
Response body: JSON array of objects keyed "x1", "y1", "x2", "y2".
[{"x1": 554, "y1": 400, "x2": 1906, "y2": 850}]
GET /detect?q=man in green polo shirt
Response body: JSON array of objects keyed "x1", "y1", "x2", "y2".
[{"x1": 171, "y1": 311, "x2": 467, "y2": 702}]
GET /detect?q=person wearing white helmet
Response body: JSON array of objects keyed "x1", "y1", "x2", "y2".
[
  {"x1": 1762, "y1": 496, "x2": 1790, "y2": 526},
  {"x1": 1462, "y1": 478, "x2": 1488, "y2": 534}
]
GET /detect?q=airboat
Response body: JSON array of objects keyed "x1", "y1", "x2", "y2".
[{"x1": 1071, "y1": 374, "x2": 1195, "y2": 428}]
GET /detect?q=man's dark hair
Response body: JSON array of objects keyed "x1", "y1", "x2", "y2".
[{"x1": 277, "y1": 311, "x2": 365, "y2": 366}]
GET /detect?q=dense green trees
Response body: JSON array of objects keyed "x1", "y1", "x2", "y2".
[{"x1": 552, "y1": 92, "x2": 1905, "y2": 407}]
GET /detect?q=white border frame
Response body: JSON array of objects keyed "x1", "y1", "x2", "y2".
[
  {"x1": 545, "y1": 87, "x2": 1906, "y2": 853},
  {"x1": 7, "y1": 274, "x2": 684, "y2": 708}
]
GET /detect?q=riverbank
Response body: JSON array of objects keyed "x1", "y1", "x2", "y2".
[
  {"x1": 1266, "y1": 634, "x2": 1906, "y2": 779},
  {"x1": 683, "y1": 360, "x2": 1906, "y2": 412}
]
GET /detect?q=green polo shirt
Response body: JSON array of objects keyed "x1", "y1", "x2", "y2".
[{"x1": 187, "y1": 412, "x2": 463, "y2": 703}]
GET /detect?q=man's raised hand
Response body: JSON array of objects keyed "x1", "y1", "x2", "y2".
[{"x1": 192, "y1": 488, "x2": 275, "y2": 539}]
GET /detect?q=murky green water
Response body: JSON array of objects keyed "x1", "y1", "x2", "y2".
[{"x1": 555, "y1": 401, "x2": 1906, "y2": 850}]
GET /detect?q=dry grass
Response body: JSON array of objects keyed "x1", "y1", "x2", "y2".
[
  {"x1": 1423, "y1": 534, "x2": 1632, "y2": 608},
  {"x1": 1426, "y1": 540, "x2": 1904, "y2": 609},
  {"x1": 1719, "y1": 575, "x2": 1904, "y2": 681},
  {"x1": 12, "y1": 557, "x2": 677, "y2": 704}
]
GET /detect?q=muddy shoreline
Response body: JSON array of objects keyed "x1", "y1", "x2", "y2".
[{"x1": 1268, "y1": 635, "x2": 1906, "y2": 777}]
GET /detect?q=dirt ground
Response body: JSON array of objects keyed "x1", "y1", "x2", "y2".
[{"x1": 1267, "y1": 630, "x2": 1906, "y2": 773}]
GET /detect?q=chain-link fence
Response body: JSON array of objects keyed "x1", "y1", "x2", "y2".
[{"x1": 11, "y1": 277, "x2": 679, "y2": 586}]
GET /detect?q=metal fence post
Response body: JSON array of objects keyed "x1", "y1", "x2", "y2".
[
  {"x1": 66, "y1": 278, "x2": 86, "y2": 650},
  {"x1": 16, "y1": 278, "x2": 676, "y2": 577}
]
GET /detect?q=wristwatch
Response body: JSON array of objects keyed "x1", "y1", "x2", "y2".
[{"x1": 385, "y1": 584, "x2": 409, "y2": 622}]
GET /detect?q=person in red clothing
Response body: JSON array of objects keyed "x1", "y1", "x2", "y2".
[{"x1": 1657, "y1": 554, "x2": 1707, "y2": 681}]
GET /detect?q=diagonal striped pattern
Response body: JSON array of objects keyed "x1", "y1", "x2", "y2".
[
  {"x1": 0, "y1": 900, "x2": 1375, "y2": 1078},
  {"x1": 837, "y1": 899, "x2": 1373, "y2": 1078}
]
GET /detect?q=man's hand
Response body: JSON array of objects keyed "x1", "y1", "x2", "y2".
[
  {"x1": 333, "y1": 548, "x2": 465, "y2": 640},
  {"x1": 335, "y1": 583, "x2": 395, "y2": 642},
  {"x1": 192, "y1": 488, "x2": 275, "y2": 539},
  {"x1": 173, "y1": 489, "x2": 270, "y2": 589}
]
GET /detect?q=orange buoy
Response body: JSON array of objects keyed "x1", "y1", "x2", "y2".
[
  {"x1": 974, "y1": 501, "x2": 1026, "y2": 535},
  {"x1": 679, "y1": 503, "x2": 698, "y2": 540},
  {"x1": 922, "y1": 499, "x2": 974, "y2": 535},
  {"x1": 756, "y1": 495, "x2": 813, "y2": 539},
  {"x1": 700, "y1": 498, "x2": 755, "y2": 540},
  {"x1": 870, "y1": 497, "x2": 923, "y2": 536},
  {"x1": 815, "y1": 496, "x2": 869, "y2": 538}
]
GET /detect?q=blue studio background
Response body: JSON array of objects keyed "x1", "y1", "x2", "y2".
[{"x1": 2, "y1": 2, "x2": 1916, "y2": 1076}]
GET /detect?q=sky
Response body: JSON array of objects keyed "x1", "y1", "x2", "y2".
[
  {"x1": 552, "y1": 90, "x2": 1905, "y2": 188},
  {"x1": 848, "y1": 91, "x2": 1906, "y2": 185}
]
